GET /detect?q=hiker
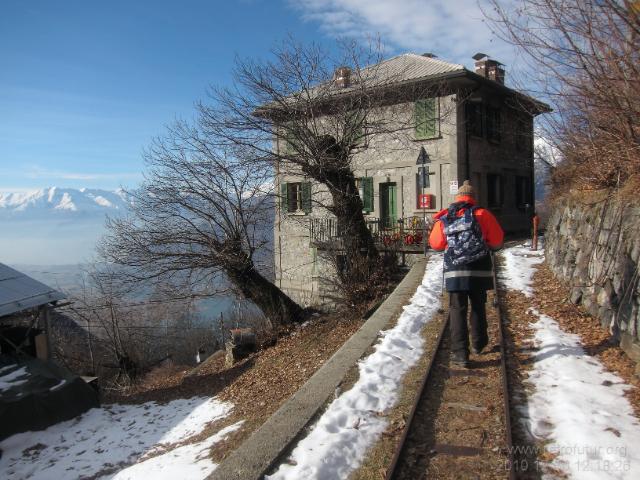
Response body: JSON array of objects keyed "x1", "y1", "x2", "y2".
[{"x1": 429, "y1": 180, "x2": 504, "y2": 368}]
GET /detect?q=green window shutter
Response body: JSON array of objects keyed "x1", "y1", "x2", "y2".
[
  {"x1": 301, "y1": 182, "x2": 312, "y2": 213},
  {"x1": 347, "y1": 112, "x2": 365, "y2": 144},
  {"x1": 280, "y1": 182, "x2": 289, "y2": 212},
  {"x1": 362, "y1": 177, "x2": 373, "y2": 212},
  {"x1": 415, "y1": 98, "x2": 437, "y2": 139}
]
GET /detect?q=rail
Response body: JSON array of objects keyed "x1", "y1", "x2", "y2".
[{"x1": 385, "y1": 252, "x2": 516, "y2": 480}]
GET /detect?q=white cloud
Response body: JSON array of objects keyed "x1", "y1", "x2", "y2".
[{"x1": 290, "y1": 0, "x2": 518, "y2": 68}]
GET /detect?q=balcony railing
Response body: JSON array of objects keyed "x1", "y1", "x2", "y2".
[{"x1": 310, "y1": 215, "x2": 435, "y2": 250}]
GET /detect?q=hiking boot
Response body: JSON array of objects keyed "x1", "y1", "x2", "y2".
[
  {"x1": 472, "y1": 338, "x2": 488, "y2": 355},
  {"x1": 450, "y1": 352, "x2": 469, "y2": 369},
  {"x1": 471, "y1": 345, "x2": 485, "y2": 355}
]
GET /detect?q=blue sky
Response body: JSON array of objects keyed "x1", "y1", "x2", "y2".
[{"x1": 0, "y1": 0, "x2": 516, "y2": 191}]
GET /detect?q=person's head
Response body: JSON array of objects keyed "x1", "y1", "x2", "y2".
[{"x1": 455, "y1": 180, "x2": 475, "y2": 202}]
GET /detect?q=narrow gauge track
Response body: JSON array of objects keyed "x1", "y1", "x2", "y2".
[{"x1": 385, "y1": 253, "x2": 516, "y2": 480}]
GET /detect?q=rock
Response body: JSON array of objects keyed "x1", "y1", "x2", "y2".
[
  {"x1": 597, "y1": 286, "x2": 611, "y2": 308},
  {"x1": 570, "y1": 288, "x2": 583, "y2": 305}
]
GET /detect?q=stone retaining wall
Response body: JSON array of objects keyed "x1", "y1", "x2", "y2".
[{"x1": 545, "y1": 196, "x2": 640, "y2": 367}]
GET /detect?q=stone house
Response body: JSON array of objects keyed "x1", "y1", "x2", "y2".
[{"x1": 274, "y1": 53, "x2": 550, "y2": 306}]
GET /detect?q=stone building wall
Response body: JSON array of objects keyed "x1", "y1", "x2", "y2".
[
  {"x1": 274, "y1": 91, "x2": 538, "y2": 307},
  {"x1": 274, "y1": 95, "x2": 460, "y2": 307},
  {"x1": 545, "y1": 196, "x2": 640, "y2": 366}
]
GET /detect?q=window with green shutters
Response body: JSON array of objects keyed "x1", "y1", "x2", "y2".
[
  {"x1": 346, "y1": 111, "x2": 366, "y2": 145},
  {"x1": 356, "y1": 177, "x2": 374, "y2": 213},
  {"x1": 301, "y1": 182, "x2": 312, "y2": 213},
  {"x1": 280, "y1": 129, "x2": 298, "y2": 155},
  {"x1": 280, "y1": 181, "x2": 312, "y2": 214},
  {"x1": 414, "y1": 98, "x2": 439, "y2": 139}
]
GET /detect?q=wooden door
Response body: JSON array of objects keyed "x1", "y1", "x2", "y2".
[{"x1": 380, "y1": 182, "x2": 397, "y2": 228}]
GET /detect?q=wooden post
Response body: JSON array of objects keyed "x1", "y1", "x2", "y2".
[{"x1": 532, "y1": 214, "x2": 540, "y2": 251}]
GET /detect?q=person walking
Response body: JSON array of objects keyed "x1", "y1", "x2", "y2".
[{"x1": 429, "y1": 180, "x2": 504, "y2": 368}]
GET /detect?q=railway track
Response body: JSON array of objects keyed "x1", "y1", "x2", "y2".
[{"x1": 385, "y1": 252, "x2": 516, "y2": 480}]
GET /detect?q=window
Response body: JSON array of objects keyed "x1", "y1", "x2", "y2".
[
  {"x1": 345, "y1": 112, "x2": 366, "y2": 146},
  {"x1": 515, "y1": 118, "x2": 532, "y2": 156},
  {"x1": 279, "y1": 123, "x2": 302, "y2": 155},
  {"x1": 515, "y1": 176, "x2": 531, "y2": 211},
  {"x1": 487, "y1": 174, "x2": 504, "y2": 208},
  {"x1": 356, "y1": 177, "x2": 374, "y2": 213},
  {"x1": 414, "y1": 98, "x2": 439, "y2": 139},
  {"x1": 280, "y1": 182, "x2": 312, "y2": 214},
  {"x1": 467, "y1": 103, "x2": 484, "y2": 137},
  {"x1": 486, "y1": 107, "x2": 501, "y2": 142}
]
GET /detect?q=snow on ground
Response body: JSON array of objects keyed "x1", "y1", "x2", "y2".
[
  {"x1": 501, "y1": 243, "x2": 640, "y2": 479},
  {"x1": 266, "y1": 255, "x2": 444, "y2": 480},
  {"x1": 500, "y1": 241, "x2": 544, "y2": 297},
  {"x1": 111, "y1": 422, "x2": 243, "y2": 480},
  {"x1": 0, "y1": 396, "x2": 240, "y2": 480},
  {"x1": 0, "y1": 366, "x2": 29, "y2": 391}
]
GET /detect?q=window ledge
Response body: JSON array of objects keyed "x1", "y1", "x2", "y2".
[
  {"x1": 412, "y1": 135, "x2": 443, "y2": 142},
  {"x1": 287, "y1": 211, "x2": 308, "y2": 216}
]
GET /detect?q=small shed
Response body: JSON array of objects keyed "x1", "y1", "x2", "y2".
[
  {"x1": 0, "y1": 263, "x2": 66, "y2": 359},
  {"x1": 0, "y1": 263, "x2": 99, "y2": 440}
]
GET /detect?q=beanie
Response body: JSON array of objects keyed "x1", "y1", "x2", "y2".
[{"x1": 456, "y1": 180, "x2": 474, "y2": 197}]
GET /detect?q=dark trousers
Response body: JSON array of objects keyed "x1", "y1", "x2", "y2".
[{"x1": 449, "y1": 290, "x2": 488, "y2": 357}]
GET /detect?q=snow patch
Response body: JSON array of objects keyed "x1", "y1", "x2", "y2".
[
  {"x1": 111, "y1": 421, "x2": 243, "y2": 480},
  {"x1": 0, "y1": 396, "x2": 235, "y2": 480},
  {"x1": 523, "y1": 309, "x2": 640, "y2": 478},
  {"x1": 0, "y1": 366, "x2": 29, "y2": 391},
  {"x1": 501, "y1": 242, "x2": 544, "y2": 297},
  {"x1": 92, "y1": 195, "x2": 113, "y2": 208},
  {"x1": 500, "y1": 243, "x2": 640, "y2": 478},
  {"x1": 266, "y1": 256, "x2": 444, "y2": 480},
  {"x1": 54, "y1": 192, "x2": 77, "y2": 211}
]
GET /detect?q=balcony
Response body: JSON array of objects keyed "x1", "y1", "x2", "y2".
[{"x1": 309, "y1": 216, "x2": 435, "y2": 253}]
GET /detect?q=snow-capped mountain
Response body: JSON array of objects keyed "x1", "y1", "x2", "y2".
[
  {"x1": 0, "y1": 187, "x2": 132, "y2": 265},
  {"x1": 0, "y1": 187, "x2": 131, "y2": 219}
]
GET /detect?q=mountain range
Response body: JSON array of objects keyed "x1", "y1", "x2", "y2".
[
  {"x1": 0, "y1": 187, "x2": 131, "y2": 220},
  {"x1": 0, "y1": 187, "x2": 131, "y2": 265}
]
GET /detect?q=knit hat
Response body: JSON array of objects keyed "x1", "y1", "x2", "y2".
[{"x1": 456, "y1": 180, "x2": 474, "y2": 197}]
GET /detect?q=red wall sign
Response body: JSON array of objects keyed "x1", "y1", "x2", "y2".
[{"x1": 418, "y1": 194, "x2": 433, "y2": 209}]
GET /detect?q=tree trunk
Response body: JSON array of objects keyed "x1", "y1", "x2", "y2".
[
  {"x1": 225, "y1": 259, "x2": 304, "y2": 327},
  {"x1": 328, "y1": 172, "x2": 379, "y2": 260}
]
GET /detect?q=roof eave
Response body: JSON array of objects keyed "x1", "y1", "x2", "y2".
[{"x1": 462, "y1": 70, "x2": 553, "y2": 115}]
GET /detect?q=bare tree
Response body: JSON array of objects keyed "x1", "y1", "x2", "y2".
[
  {"x1": 486, "y1": 0, "x2": 640, "y2": 194},
  {"x1": 196, "y1": 38, "x2": 448, "y2": 293},
  {"x1": 98, "y1": 129, "x2": 304, "y2": 326},
  {"x1": 56, "y1": 267, "x2": 219, "y2": 387}
]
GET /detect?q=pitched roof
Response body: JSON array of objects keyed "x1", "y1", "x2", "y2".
[
  {"x1": 258, "y1": 52, "x2": 550, "y2": 116},
  {"x1": 366, "y1": 53, "x2": 465, "y2": 85},
  {"x1": 0, "y1": 264, "x2": 65, "y2": 317}
]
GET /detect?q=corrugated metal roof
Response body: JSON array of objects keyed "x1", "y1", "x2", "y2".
[{"x1": 0, "y1": 263, "x2": 65, "y2": 317}]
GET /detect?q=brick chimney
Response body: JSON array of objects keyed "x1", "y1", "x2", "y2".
[
  {"x1": 334, "y1": 66, "x2": 352, "y2": 88},
  {"x1": 472, "y1": 53, "x2": 505, "y2": 85}
]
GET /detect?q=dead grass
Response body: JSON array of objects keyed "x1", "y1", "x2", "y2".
[{"x1": 104, "y1": 310, "x2": 366, "y2": 462}]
